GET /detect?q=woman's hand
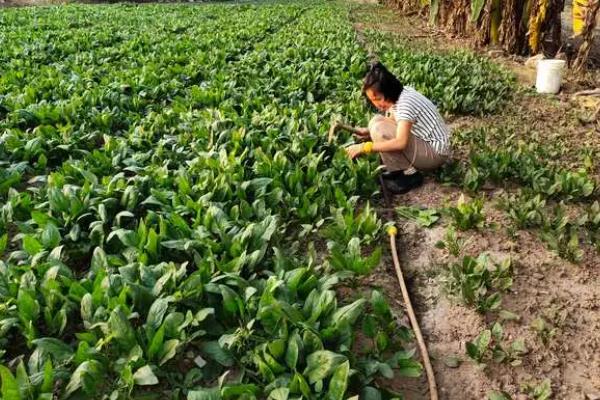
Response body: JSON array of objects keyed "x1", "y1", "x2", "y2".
[
  {"x1": 345, "y1": 143, "x2": 364, "y2": 159},
  {"x1": 352, "y1": 127, "x2": 370, "y2": 137},
  {"x1": 352, "y1": 127, "x2": 370, "y2": 141}
]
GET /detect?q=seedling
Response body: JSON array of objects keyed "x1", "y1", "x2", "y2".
[
  {"x1": 435, "y1": 226, "x2": 470, "y2": 257},
  {"x1": 521, "y1": 379, "x2": 552, "y2": 400},
  {"x1": 488, "y1": 390, "x2": 512, "y2": 400},
  {"x1": 499, "y1": 190, "x2": 546, "y2": 229},
  {"x1": 396, "y1": 205, "x2": 441, "y2": 228},
  {"x1": 466, "y1": 322, "x2": 527, "y2": 367},
  {"x1": 444, "y1": 195, "x2": 486, "y2": 231},
  {"x1": 530, "y1": 317, "x2": 557, "y2": 345},
  {"x1": 443, "y1": 253, "x2": 513, "y2": 313}
]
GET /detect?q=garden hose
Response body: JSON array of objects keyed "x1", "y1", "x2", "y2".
[{"x1": 386, "y1": 225, "x2": 439, "y2": 400}]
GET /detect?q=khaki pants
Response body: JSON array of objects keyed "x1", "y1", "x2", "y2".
[{"x1": 369, "y1": 115, "x2": 448, "y2": 172}]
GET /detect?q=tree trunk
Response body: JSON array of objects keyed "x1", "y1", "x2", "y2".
[
  {"x1": 438, "y1": 0, "x2": 470, "y2": 35},
  {"x1": 529, "y1": 0, "x2": 565, "y2": 56},
  {"x1": 476, "y1": 0, "x2": 494, "y2": 46},
  {"x1": 573, "y1": 0, "x2": 600, "y2": 72},
  {"x1": 500, "y1": 0, "x2": 528, "y2": 54},
  {"x1": 490, "y1": 0, "x2": 502, "y2": 44},
  {"x1": 541, "y1": 0, "x2": 565, "y2": 57},
  {"x1": 385, "y1": 0, "x2": 420, "y2": 13}
]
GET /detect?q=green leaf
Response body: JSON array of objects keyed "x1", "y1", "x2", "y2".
[
  {"x1": 466, "y1": 341, "x2": 480, "y2": 360},
  {"x1": 303, "y1": 350, "x2": 346, "y2": 384},
  {"x1": 0, "y1": 234, "x2": 7, "y2": 255},
  {"x1": 147, "y1": 324, "x2": 165, "y2": 361},
  {"x1": 17, "y1": 290, "x2": 39, "y2": 323},
  {"x1": 254, "y1": 354, "x2": 275, "y2": 381},
  {"x1": 443, "y1": 355, "x2": 461, "y2": 368},
  {"x1": 370, "y1": 290, "x2": 390, "y2": 318},
  {"x1": 33, "y1": 338, "x2": 73, "y2": 363},
  {"x1": 534, "y1": 379, "x2": 552, "y2": 400},
  {"x1": 362, "y1": 314, "x2": 377, "y2": 338},
  {"x1": 511, "y1": 339, "x2": 526, "y2": 354},
  {"x1": 285, "y1": 332, "x2": 301, "y2": 370},
  {"x1": 361, "y1": 386, "x2": 382, "y2": 400},
  {"x1": 396, "y1": 358, "x2": 423, "y2": 377},
  {"x1": 41, "y1": 223, "x2": 61, "y2": 249},
  {"x1": 41, "y1": 360, "x2": 54, "y2": 393},
  {"x1": 491, "y1": 322, "x2": 503, "y2": 341},
  {"x1": 145, "y1": 228, "x2": 159, "y2": 256},
  {"x1": 15, "y1": 363, "x2": 29, "y2": 393},
  {"x1": 220, "y1": 285, "x2": 243, "y2": 316},
  {"x1": 133, "y1": 365, "x2": 159, "y2": 386},
  {"x1": 268, "y1": 387, "x2": 289, "y2": 400},
  {"x1": 80, "y1": 293, "x2": 93, "y2": 324},
  {"x1": 262, "y1": 350, "x2": 285, "y2": 374},
  {"x1": 325, "y1": 360, "x2": 349, "y2": 400},
  {"x1": 31, "y1": 211, "x2": 50, "y2": 226},
  {"x1": 0, "y1": 365, "x2": 21, "y2": 400},
  {"x1": 90, "y1": 247, "x2": 108, "y2": 271},
  {"x1": 267, "y1": 339, "x2": 286, "y2": 360},
  {"x1": 467, "y1": 329, "x2": 491, "y2": 363},
  {"x1": 488, "y1": 390, "x2": 512, "y2": 400},
  {"x1": 108, "y1": 308, "x2": 136, "y2": 349},
  {"x1": 107, "y1": 229, "x2": 139, "y2": 248},
  {"x1": 477, "y1": 330, "x2": 492, "y2": 355},
  {"x1": 146, "y1": 298, "x2": 169, "y2": 337},
  {"x1": 158, "y1": 339, "x2": 180, "y2": 366},
  {"x1": 23, "y1": 235, "x2": 43, "y2": 256},
  {"x1": 302, "y1": 329, "x2": 324, "y2": 354},
  {"x1": 290, "y1": 373, "x2": 311, "y2": 398},
  {"x1": 188, "y1": 388, "x2": 221, "y2": 400},
  {"x1": 64, "y1": 360, "x2": 102, "y2": 397},
  {"x1": 375, "y1": 331, "x2": 389, "y2": 352},
  {"x1": 201, "y1": 341, "x2": 234, "y2": 367},
  {"x1": 377, "y1": 362, "x2": 394, "y2": 379},
  {"x1": 330, "y1": 299, "x2": 366, "y2": 327},
  {"x1": 221, "y1": 384, "x2": 258, "y2": 399},
  {"x1": 471, "y1": 0, "x2": 486, "y2": 22}
]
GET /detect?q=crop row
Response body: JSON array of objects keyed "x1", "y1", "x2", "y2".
[{"x1": 1, "y1": 3, "x2": 418, "y2": 399}]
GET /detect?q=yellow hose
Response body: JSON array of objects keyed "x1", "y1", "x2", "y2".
[{"x1": 386, "y1": 225, "x2": 439, "y2": 400}]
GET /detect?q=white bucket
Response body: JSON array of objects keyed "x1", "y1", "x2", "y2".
[{"x1": 536, "y1": 59, "x2": 566, "y2": 94}]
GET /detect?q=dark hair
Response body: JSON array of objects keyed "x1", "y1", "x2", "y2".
[{"x1": 362, "y1": 62, "x2": 403, "y2": 102}]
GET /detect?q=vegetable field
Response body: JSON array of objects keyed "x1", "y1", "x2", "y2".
[
  {"x1": 0, "y1": 2, "x2": 407, "y2": 399},
  {"x1": 0, "y1": 0, "x2": 547, "y2": 399}
]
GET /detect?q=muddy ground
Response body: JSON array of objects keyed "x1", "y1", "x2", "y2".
[{"x1": 350, "y1": 2, "x2": 600, "y2": 400}]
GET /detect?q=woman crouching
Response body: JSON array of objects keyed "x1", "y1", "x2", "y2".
[{"x1": 340, "y1": 62, "x2": 451, "y2": 194}]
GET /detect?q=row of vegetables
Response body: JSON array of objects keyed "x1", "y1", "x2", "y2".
[
  {"x1": 0, "y1": 3, "x2": 415, "y2": 399},
  {"x1": 0, "y1": 1, "x2": 519, "y2": 398}
]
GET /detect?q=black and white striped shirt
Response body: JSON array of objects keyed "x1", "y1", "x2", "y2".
[{"x1": 391, "y1": 86, "x2": 450, "y2": 155}]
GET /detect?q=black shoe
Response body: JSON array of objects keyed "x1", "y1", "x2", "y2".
[
  {"x1": 381, "y1": 171, "x2": 424, "y2": 194},
  {"x1": 381, "y1": 170, "x2": 405, "y2": 180}
]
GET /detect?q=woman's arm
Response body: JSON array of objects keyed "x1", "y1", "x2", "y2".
[
  {"x1": 372, "y1": 120, "x2": 412, "y2": 152},
  {"x1": 329, "y1": 122, "x2": 369, "y2": 144},
  {"x1": 335, "y1": 123, "x2": 369, "y2": 137},
  {"x1": 346, "y1": 121, "x2": 413, "y2": 159}
]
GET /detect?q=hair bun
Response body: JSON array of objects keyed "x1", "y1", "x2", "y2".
[{"x1": 369, "y1": 61, "x2": 383, "y2": 71}]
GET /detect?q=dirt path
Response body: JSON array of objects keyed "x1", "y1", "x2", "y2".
[{"x1": 349, "y1": 2, "x2": 600, "y2": 399}]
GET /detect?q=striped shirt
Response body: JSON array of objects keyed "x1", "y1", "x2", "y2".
[{"x1": 391, "y1": 86, "x2": 450, "y2": 155}]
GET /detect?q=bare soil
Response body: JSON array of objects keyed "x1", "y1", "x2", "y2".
[
  {"x1": 350, "y1": 2, "x2": 600, "y2": 400},
  {"x1": 387, "y1": 185, "x2": 600, "y2": 400}
]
